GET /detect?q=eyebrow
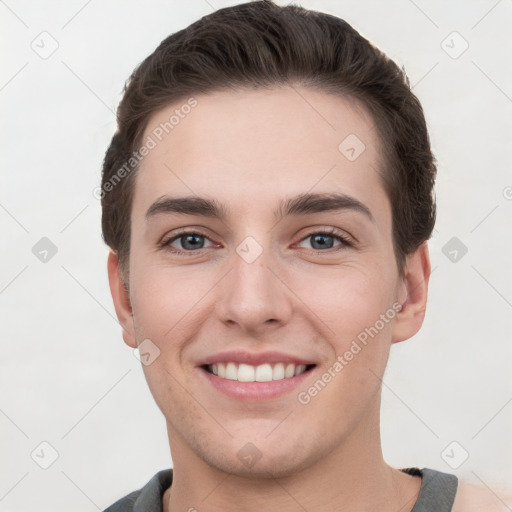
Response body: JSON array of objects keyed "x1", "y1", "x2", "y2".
[{"x1": 145, "y1": 192, "x2": 374, "y2": 223}]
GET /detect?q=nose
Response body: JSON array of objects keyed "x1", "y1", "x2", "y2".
[{"x1": 214, "y1": 243, "x2": 293, "y2": 335}]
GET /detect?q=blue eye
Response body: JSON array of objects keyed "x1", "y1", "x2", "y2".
[
  {"x1": 160, "y1": 228, "x2": 353, "y2": 256},
  {"x1": 298, "y1": 230, "x2": 353, "y2": 251},
  {"x1": 162, "y1": 232, "x2": 214, "y2": 253}
]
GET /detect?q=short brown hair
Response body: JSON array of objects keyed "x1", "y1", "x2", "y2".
[{"x1": 101, "y1": 0, "x2": 436, "y2": 282}]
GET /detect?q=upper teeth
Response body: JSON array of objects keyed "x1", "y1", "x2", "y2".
[{"x1": 209, "y1": 362, "x2": 308, "y2": 382}]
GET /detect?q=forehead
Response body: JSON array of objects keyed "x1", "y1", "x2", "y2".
[{"x1": 133, "y1": 86, "x2": 387, "y2": 221}]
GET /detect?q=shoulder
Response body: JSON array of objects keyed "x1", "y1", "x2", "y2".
[
  {"x1": 102, "y1": 489, "x2": 140, "y2": 512},
  {"x1": 102, "y1": 468, "x2": 173, "y2": 512},
  {"x1": 452, "y1": 479, "x2": 512, "y2": 512}
]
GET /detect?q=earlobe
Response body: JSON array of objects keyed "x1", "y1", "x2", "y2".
[
  {"x1": 391, "y1": 241, "x2": 431, "y2": 344},
  {"x1": 107, "y1": 250, "x2": 137, "y2": 348}
]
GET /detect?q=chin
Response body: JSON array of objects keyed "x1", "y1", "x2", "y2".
[
  {"x1": 207, "y1": 453, "x2": 309, "y2": 479},
  {"x1": 198, "y1": 434, "x2": 326, "y2": 479}
]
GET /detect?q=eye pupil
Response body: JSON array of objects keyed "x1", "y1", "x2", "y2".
[
  {"x1": 182, "y1": 234, "x2": 204, "y2": 250},
  {"x1": 311, "y1": 234, "x2": 334, "y2": 250}
]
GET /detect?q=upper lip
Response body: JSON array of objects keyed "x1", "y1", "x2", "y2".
[{"x1": 200, "y1": 350, "x2": 316, "y2": 367}]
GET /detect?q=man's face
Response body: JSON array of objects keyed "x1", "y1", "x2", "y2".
[{"x1": 114, "y1": 86, "x2": 416, "y2": 476}]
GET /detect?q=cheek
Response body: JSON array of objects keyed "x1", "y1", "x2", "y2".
[
  {"x1": 297, "y1": 264, "x2": 397, "y2": 340},
  {"x1": 296, "y1": 266, "x2": 396, "y2": 404},
  {"x1": 139, "y1": 358, "x2": 195, "y2": 425},
  {"x1": 129, "y1": 259, "x2": 209, "y2": 339}
]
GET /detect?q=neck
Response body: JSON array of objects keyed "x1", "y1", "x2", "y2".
[{"x1": 163, "y1": 402, "x2": 421, "y2": 512}]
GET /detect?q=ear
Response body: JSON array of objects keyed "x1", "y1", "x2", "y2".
[
  {"x1": 107, "y1": 249, "x2": 137, "y2": 348},
  {"x1": 391, "y1": 241, "x2": 431, "y2": 344}
]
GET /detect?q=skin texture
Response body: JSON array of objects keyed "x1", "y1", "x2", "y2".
[
  {"x1": 453, "y1": 482, "x2": 512, "y2": 511},
  {"x1": 108, "y1": 86, "x2": 433, "y2": 511}
]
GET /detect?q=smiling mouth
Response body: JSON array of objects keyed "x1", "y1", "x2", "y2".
[{"x1": 203, "y1": 362, "x2": 316, "y2": 382}]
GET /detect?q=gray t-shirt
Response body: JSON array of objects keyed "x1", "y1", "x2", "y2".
[{"x1": 103, "y1": 466, "x2": 458, "y2": 512}]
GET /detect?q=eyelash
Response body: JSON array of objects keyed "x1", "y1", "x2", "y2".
[{"x1": 159, "y1": 228, "x2": 354, "y2": 257}]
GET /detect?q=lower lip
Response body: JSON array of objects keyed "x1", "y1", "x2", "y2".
[{"x1": 199, "y1": 366, "x2": 315, "y2": 401}]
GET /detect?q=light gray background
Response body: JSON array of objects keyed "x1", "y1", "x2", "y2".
[{"x1": 1, "y1": 1, "x2": 511, "y2": 510}]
